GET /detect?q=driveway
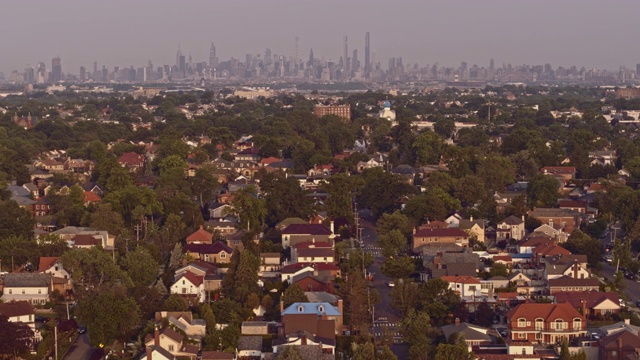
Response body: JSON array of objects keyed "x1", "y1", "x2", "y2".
[{"x1": 63, "y1": 333, "x2": 101, "y2": 360}]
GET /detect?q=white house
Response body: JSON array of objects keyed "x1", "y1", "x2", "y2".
[
  {"x1": 170, "y1": 271, "x2": 205, "y2": 303},
  {"x1": 441, "y1": 275, "x2": 481, "y2": 297},
  {"x1": 0, "y1": 300, "x2": 41, "y2": 342},
  {"x1": 496, "y1": 215, "x2": 526, "y2": 241},
  {"x1": 1, "y1": 273, "x2": 51, "y2": 305},
  {"x1": 290, "y1": 242, "x2": 335, "y2": 265},
  {"x1": 38, "y1": 257, "x2": 70, "y2": 279},
  {"x1": 280, "y1": 264, "x2": 315, "y2": 284}
]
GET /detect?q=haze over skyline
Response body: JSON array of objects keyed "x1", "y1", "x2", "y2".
[{"x1": 2, "y1": 0, "x2": 640, "y2": 75}]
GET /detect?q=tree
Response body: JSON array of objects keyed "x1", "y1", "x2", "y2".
[
  {"x1": 376, "y1": 211, "x2": 412, "y2": 237},
  {"x1": 60, "y1": 247, "x2": 133, "y2": 289},
  {"x1": 0, "y1": 200, "x2": 34, "y2": 240},
  {"x1": 390, "y1": 280, "x2": 419, "y2": 317},
  {"x1": 321, "y1": 173, "x2": 362, "y2": 220},
  {"x1": 412, "y1": 130, "x2": 444, "y2": 166},
  {"x1": 476, "y1": 155, "x2": 516, "y2": 192},
  {"x1": 75, "y1": 285, "x2": 141, "y2": 347},
  {"x1": 189, "y1": 165, "x2": 220, "y2": 209},
  {"x1": 199, "y1": 303, "x2": 217, "y2": 335},
  {"x1": 489, "y1": 263, "x2": 509, "y2": 278},
  {"x1": 0, "y1": 315, "x2": 33, "y2": 358},
  {"x1": 228, "y1": 186, "x2": 266, "y2": 233},
  {"x1": 434, "y1": 341, "x2": 474, "y2": 360},
  {"x1": 527, "y1": 174, "x2": 560, "y2": 207},
  {"x1": 378, "y1": 229, "x2": 407, "y2": 258},
  {"x1": 260, "y1": 171, "x2": 314, "y2": 226},
  {"x1": 352, "y1": 342, "x2": 375, "y2": 360},
  {"x1": 342, "y1": 270, "x2": 378, "y2": 331},
  {"x1": 87, "y1": 203, "x2": 126, "y2": 238},
  {"x1": 563, "y1": 229, "x2": 603, "y2": 267},
  {"x1": 381, "y1": 256, "x2": 416, "y2": 279},
  {"x1": 275, "y1": 346, "x2": 304, "y2": 360},
  {"x1": 169, "y1": 242, "x2": 183, "y2": 270},
  {"x1": 401, "y1": 309, "x2": 433, "y2": 360},
  {"x1": 474, "y1": 300, "x2": 496, "y2": 327},
  {"x1": 282, "y1": 284, "x2": 308, "y2": 308},
  {"x1": 559, "y1": 338, "x2": 570, "y2": 360},
  {"x1": 124, "y1": 246, "x2": 159, "y2": 286},
  {"x1": 162, "y1": 294, "x2": 188, "y2": 311},
  {"x1": 377, "y1": 345, "x2": 398, "y2": 360}
]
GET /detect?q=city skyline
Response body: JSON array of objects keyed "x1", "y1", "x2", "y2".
[{"x1": 2, "y1": 0, "x2": 640, "y2": 75}]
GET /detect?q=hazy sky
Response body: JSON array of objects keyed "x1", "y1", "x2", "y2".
[{"x1": 2, "y1": 0, "x2": 640, "y2": 75}]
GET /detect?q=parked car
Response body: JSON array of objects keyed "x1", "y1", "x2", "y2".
[
  {"x1": 388, "y1": 281, "x2": 395, "y2": 287},
  {"x1": 77, "y1": 326, "x2": 87, "y2": 334},
  {"x1": 35, "y1": 316, "x2": 50, "y2": 322}
]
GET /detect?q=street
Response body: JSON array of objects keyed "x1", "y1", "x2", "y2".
[{"x1": 63, "y1": 333, "x2": 101, "y2": 360}]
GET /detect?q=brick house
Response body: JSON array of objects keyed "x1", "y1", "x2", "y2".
[
  {"x1": 554, "y1": 291, "x2": 620, "y2": 318},
  {"x1": 184, "y1": 241, "x2": 233, "y2": 264},
  {"x1": 506, "y1": 302, "x2": 586, "y2": 344},
  {"x1": 412, "y1": 228, "x2": 470, "y2": 251}
]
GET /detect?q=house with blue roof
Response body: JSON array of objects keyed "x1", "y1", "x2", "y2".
[{"x1": 280, "y1": 301, "x2": 343, "y2": 338}]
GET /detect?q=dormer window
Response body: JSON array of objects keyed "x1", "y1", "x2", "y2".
[
  {"x1": 318, "y1": 305, "x2": 324, "y2": 312},
  {"x1": 298, "y1": 305, "x2": 304, "y2": 313}
]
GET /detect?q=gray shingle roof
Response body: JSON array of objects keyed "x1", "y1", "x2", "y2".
[{"x1": 3, "y1": 273, "x2": 50, "y2": 288}]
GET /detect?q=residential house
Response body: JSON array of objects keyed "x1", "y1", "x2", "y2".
[
  {"x1": 1, "y1": 273, "x2": 51, "y2": 305},
  {"x1": 496, "y1": 215, "x2": 525, "y2": 242},
  {"x1": 291, "y1": 272, "x2": 335, "y2": 293},
  {"x1": 272, "y1": 333, "x2": 336, "y2": 357},
  {"x1": 356, "y1": 158, "x2": 385, "y2": 172},
  {"x1": 441, "y1": 318, "x2": 496, "y2": 350},
  {"x1": 38, "y1": 257, "x2": 70, "y2": 280},
  {"x1": 588, "y1": 150, "x2": 616, "y2": 166},
  {"x1": 208, "y1": 203, "x2": 231, "y2": 219},
  {"x1": 281, "y1": 224, "x2": 334, "y2": 249},
  {"x1": 441, "y1": 275, "x2": 482, "y2": 297},
  {"x1": 275, "y1": 218, "x2": 308, "y2": 231},
  {"x1": 445, "y1": 213, "x2": 463, "y2": 227},
  {"x1": 50, "y1": 226, "x2": 113, "y2": 250},
  {"x1": 170, "y1": 271, "x2": 205, "y2": 304},
  {"x1": 236, "y1": 147, "x2": 260, "y2": 162},
  {"x1": 0, "y1": 301, "x2": 40, "y2": 342},
  {"x1": 531, "y1": 224, "x2": 568, "y2": 243},
  {"x1": 543, "y1": 254, "x2": 590, "y2": 281},
  {"x1": 144, "y1": 326, "x2": 198, "y2": 359},
  {"x1": 7, "y1": 185, "x2": 36, "y2": 210},
  {"x1": 281, "y1": 301, "x2": 343, "y2": 336},
  {"x1": 154, "y1": 312, "x2": 206, "y2": 340},
  {"x1": 259, "y1": 253, "x2": 281, "y2": 277},
  {"x1": 553, "y1": 291, "x2": 620, "y2": 318},
  {"x1": 391, "y1": 164, "x2": 417, "y2": 184},
  {"x1": 185, "y1": 226, "x2": 214, "y2": 244},
  {"x1": 237, "y1": 336, "x2": 263, "y2": 359},
  {"x1": 557, "y1": 199, "x2": 589, "y2": 215},
  {"x1": 598, "y1": 330, "x2": 640, "y2": 360},
  {"x1": 412, "y1": 228, "x2": 471, "y2": 251},
  {"x1": 204, "y1": 220, "x2": 236, "y2": 237},
  {"x1": 184, "y1": 241, "x2": 233, "y2": 264},
  {"x1": 83, "y1": 191, "x2": 101, "y2": 206},
  {"x1": 117, "y1": 152, "x2": 145, "y2": 171},
  {"x1": 33, "y1": 196, "x2": 53, "y2": 217},
  {"x1": 200, "y1": 351, "x2": 233, "y2": 360},
  {"x1": 290, "y1": 241, "x2": 334, "y2": 264},
  {"x1": 508, "y1": 271, "x2": 535, "y2": 295},
  {"x1": 458, "y1": 218, "x2": 486, "y2": 243},
  {"x1": 540, "y1": 166, "x2": 576, "y2": 185},
  {"x1": 423, "y1": 247, "x2": 480, "y2": 279},
  {"x1": 494, "y1": 191, "x2": 526, "y2": 214},
  {"x1": 517, "y1": 236, "x2": 556, "y2": 255},
  {"x1": 532, "y1": 243, "x2": 571, "y2": 265},
  {"x1": 174, "y1": 262, "x2": 222, "y2": 293},
  {"x1": 70, "y1": 234, "x2": 103, "y2": 248},
  {"x1": 493, "y1": 255, "x2": 513, "y2": 269},
  {"x1": 506, "y1": 302, "x2": 586, "y2": 344},
  {"x1": 548, "y1": 276, "x2": 599, "y2": 295},
  {"x1": 528, "y1": 208, "x2": 580, "y2": 234},
  {"x1": 241, "y1": 321, "x2": 269, "y2": 335}
]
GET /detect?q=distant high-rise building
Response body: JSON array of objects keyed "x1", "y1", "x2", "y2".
[
  {"x1": 637, "y1": 63, "x2": 640, "y2": 76},
  {"x1": 352, "y1": 49, "x2": 358, "y2": 72},
  {"x1": 176, "y1": 46, "x2": 186, "y2": 75},
  {"x1": 24, "y1": 65, "x2": 35, "y2": 83},
  {"x1": 79, "y1": 66, "x2": 86, "y2": 82},
  {"x1": 51, "y1": 56, "x2": 62, "y2": 83},
  {"x1": 309, "y1": 49, "x2": 314, "y2": 65},
  {"x1": 490, "y1": 58, "x2": 495, "y2": 70},
  {"x1": 209, "y1": 43, "x2": 218, "y2": 68},
  {"x1": 343, "y1": 36, "x2": 349, "y2": 74},
  {"x1": 364, "y1": 32, "x2": 370, "y2": 77},
  {"x1": 265, "y1": 48, "x2": 272, "y2": 66}
]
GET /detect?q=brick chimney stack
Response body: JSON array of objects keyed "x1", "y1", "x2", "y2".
[
  {"x1": 280, "y1": 300, "x2": 284, "y2": 313},
  {"x1": 154, "y1": 325, "x2": 160, "y2": 347},
  {"x1": 146, "y1": 346, "x2": 152, "y2": 360},
  {"x1": 455, "y1": 317, "x2": 460, "y2": 326}
]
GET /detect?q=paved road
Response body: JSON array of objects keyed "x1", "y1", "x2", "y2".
[
  {"x1": 63, "y1": 333, "x2": 101, "y2": 360},
  {"x1": 600, "y1": 262, "x2": 640, "y2": 303}
]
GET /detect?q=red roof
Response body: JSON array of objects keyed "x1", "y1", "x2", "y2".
[
  {"x1": 186, "y1": 226, "x2": 214, "y2": 244},
  {"x1": 84, "y1": 191, "x2": 101, "y2": 203},
  {"x1": 72, "y1": 234, "x2": 101, "y2": 246},
  {"x1": 554, "y1": 291, "x2": 619, "y2": 309},
  {"x1": 413, "y1": 228, "x2": 470, "y2": 238},
  {"x1": 541, "y1": 166, "x2": 576, "y2": 175},
  {"x1": 38, "y1": 257, "x2": 59, "y2": 272},
  {"x1": 493, "y1": 255, "x2": 512, "y2": 262},
  {"x1": 259, "y1": 157, "x2": 282, "y2": 165},
  {"x1": 534, "y1": 243, "x2": 571, "y2": 257},
  {"x1": 179, "y1": 271, "x2": 204, "y2": 287},
  {"x1": 557, "y1": 199, "x2": 588, "y2": 208},
  {"x1": 184, "y1": 241, "x2": 232, "y2": 255},
  {"x1": 117, "y1": 152, "x2": 144, "y2": 167},
  {"x1": 281, "y1": 224, "x2": 332, "y2": 235},
  {"x1": 506, "y1": 302, "x2": 583, "y2": 322}
]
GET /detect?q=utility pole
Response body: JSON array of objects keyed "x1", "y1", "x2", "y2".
[{"x1": 54, "y1": 325, "x2": 58, "y2": 360}]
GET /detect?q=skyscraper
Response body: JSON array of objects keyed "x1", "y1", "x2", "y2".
[
  {"x1": 637, "y1": 63, "x2": 640, "y2": 77},
  {"x1": 51, "y1": 56, "x2": 62, "y2": 83},
  {"x1": 176, "y1": 46, "x2": 186, "y2": 75},
  {"x1": 490, "y1": 58, "x2": 495, "y2": 70},
  {"x1": 209, "y1": 43, "x2": 218, "y2": 68},
  {"x1": 364, "y1": 32, "x2": 370, "y2": 78},
  {"x1": 343, "y1": 36, "x2": 349, "y2": 74}
]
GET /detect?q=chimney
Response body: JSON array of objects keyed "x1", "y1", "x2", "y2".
[
  {"x1": 280, "y1": 300, "x2": 284, "y2": 313},
  {"x1": 301, "y1": 334, "x2": 307, "y2": 345},
  {"x1": 337, "y1": 299, "x2": 343, "y2": 315},
  {"x1": 154, "y1": 325, "x2": 160, "y2": 347},
  {"x1": 625, "y1": 319, "x2": 631, "y2": 325},
  {"x1": 470, "y1": 215, "x2": 473, "y2": 221},
  {"x1": 455, "y1": 318, "x2": 460, "y2": 326},
  {"x1": 521, "y1": 215, "x2": 525, "y2": 222},
  {"x1": 581, "y1": 299, "x2": 587, "y2": 322},
  {"x1": 573, "y1": 260, "x2": 578, "y2": 279},
  {"x1": 146, "y1": 346, "x2": 153, "y2": 360},
  {"x1": 330, "y1": 221, "x2": 334, "y2": 234}
]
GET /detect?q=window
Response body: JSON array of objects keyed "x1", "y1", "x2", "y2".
[
  {"x1": 535, "y1": 319, "x2": 544, "y2": 330},
  {"x1": 38, "y1": 289, "x2": 41, "y2": 294},
  {"x1": 298, "y1": 305, "x2": 304, "y2": 313},
  {"x1": 182, "y1": 288, "x2": 186, "y2": 294},
  {"x1": 554, "y1": 319, "x2": 565, "y2": 330},
  {"x1": 22, "y1": 289, "x2": 25, "y2": 294},
  {"x1": 8, "y1": 289, "x2": 11, "y2": 294},
  {"x1": 220, "y1": 252, "x2": 226, "y2": 259},
  {"x1": 518, "y1": 332, "x2": 525, "y2": 339},
  {"x1": 517, "y1": 318, "x2": 527, "y2": 328},
  {"x1": 535, "y1": 332, "x2": 542, "y2": 340},
  {"x1": 573, "y1": 318, "x2": 582, "y2": 330},
  {"x1": 182, "y1": 280, "x2": 185, "y2": 285},
  {"x1": 168, "y1": 345, "x2": 174, "y2": 352}
]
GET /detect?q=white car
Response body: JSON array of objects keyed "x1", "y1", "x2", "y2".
[{"x1": 388, "y1": 281, "x2": 395, "y2": 287}]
